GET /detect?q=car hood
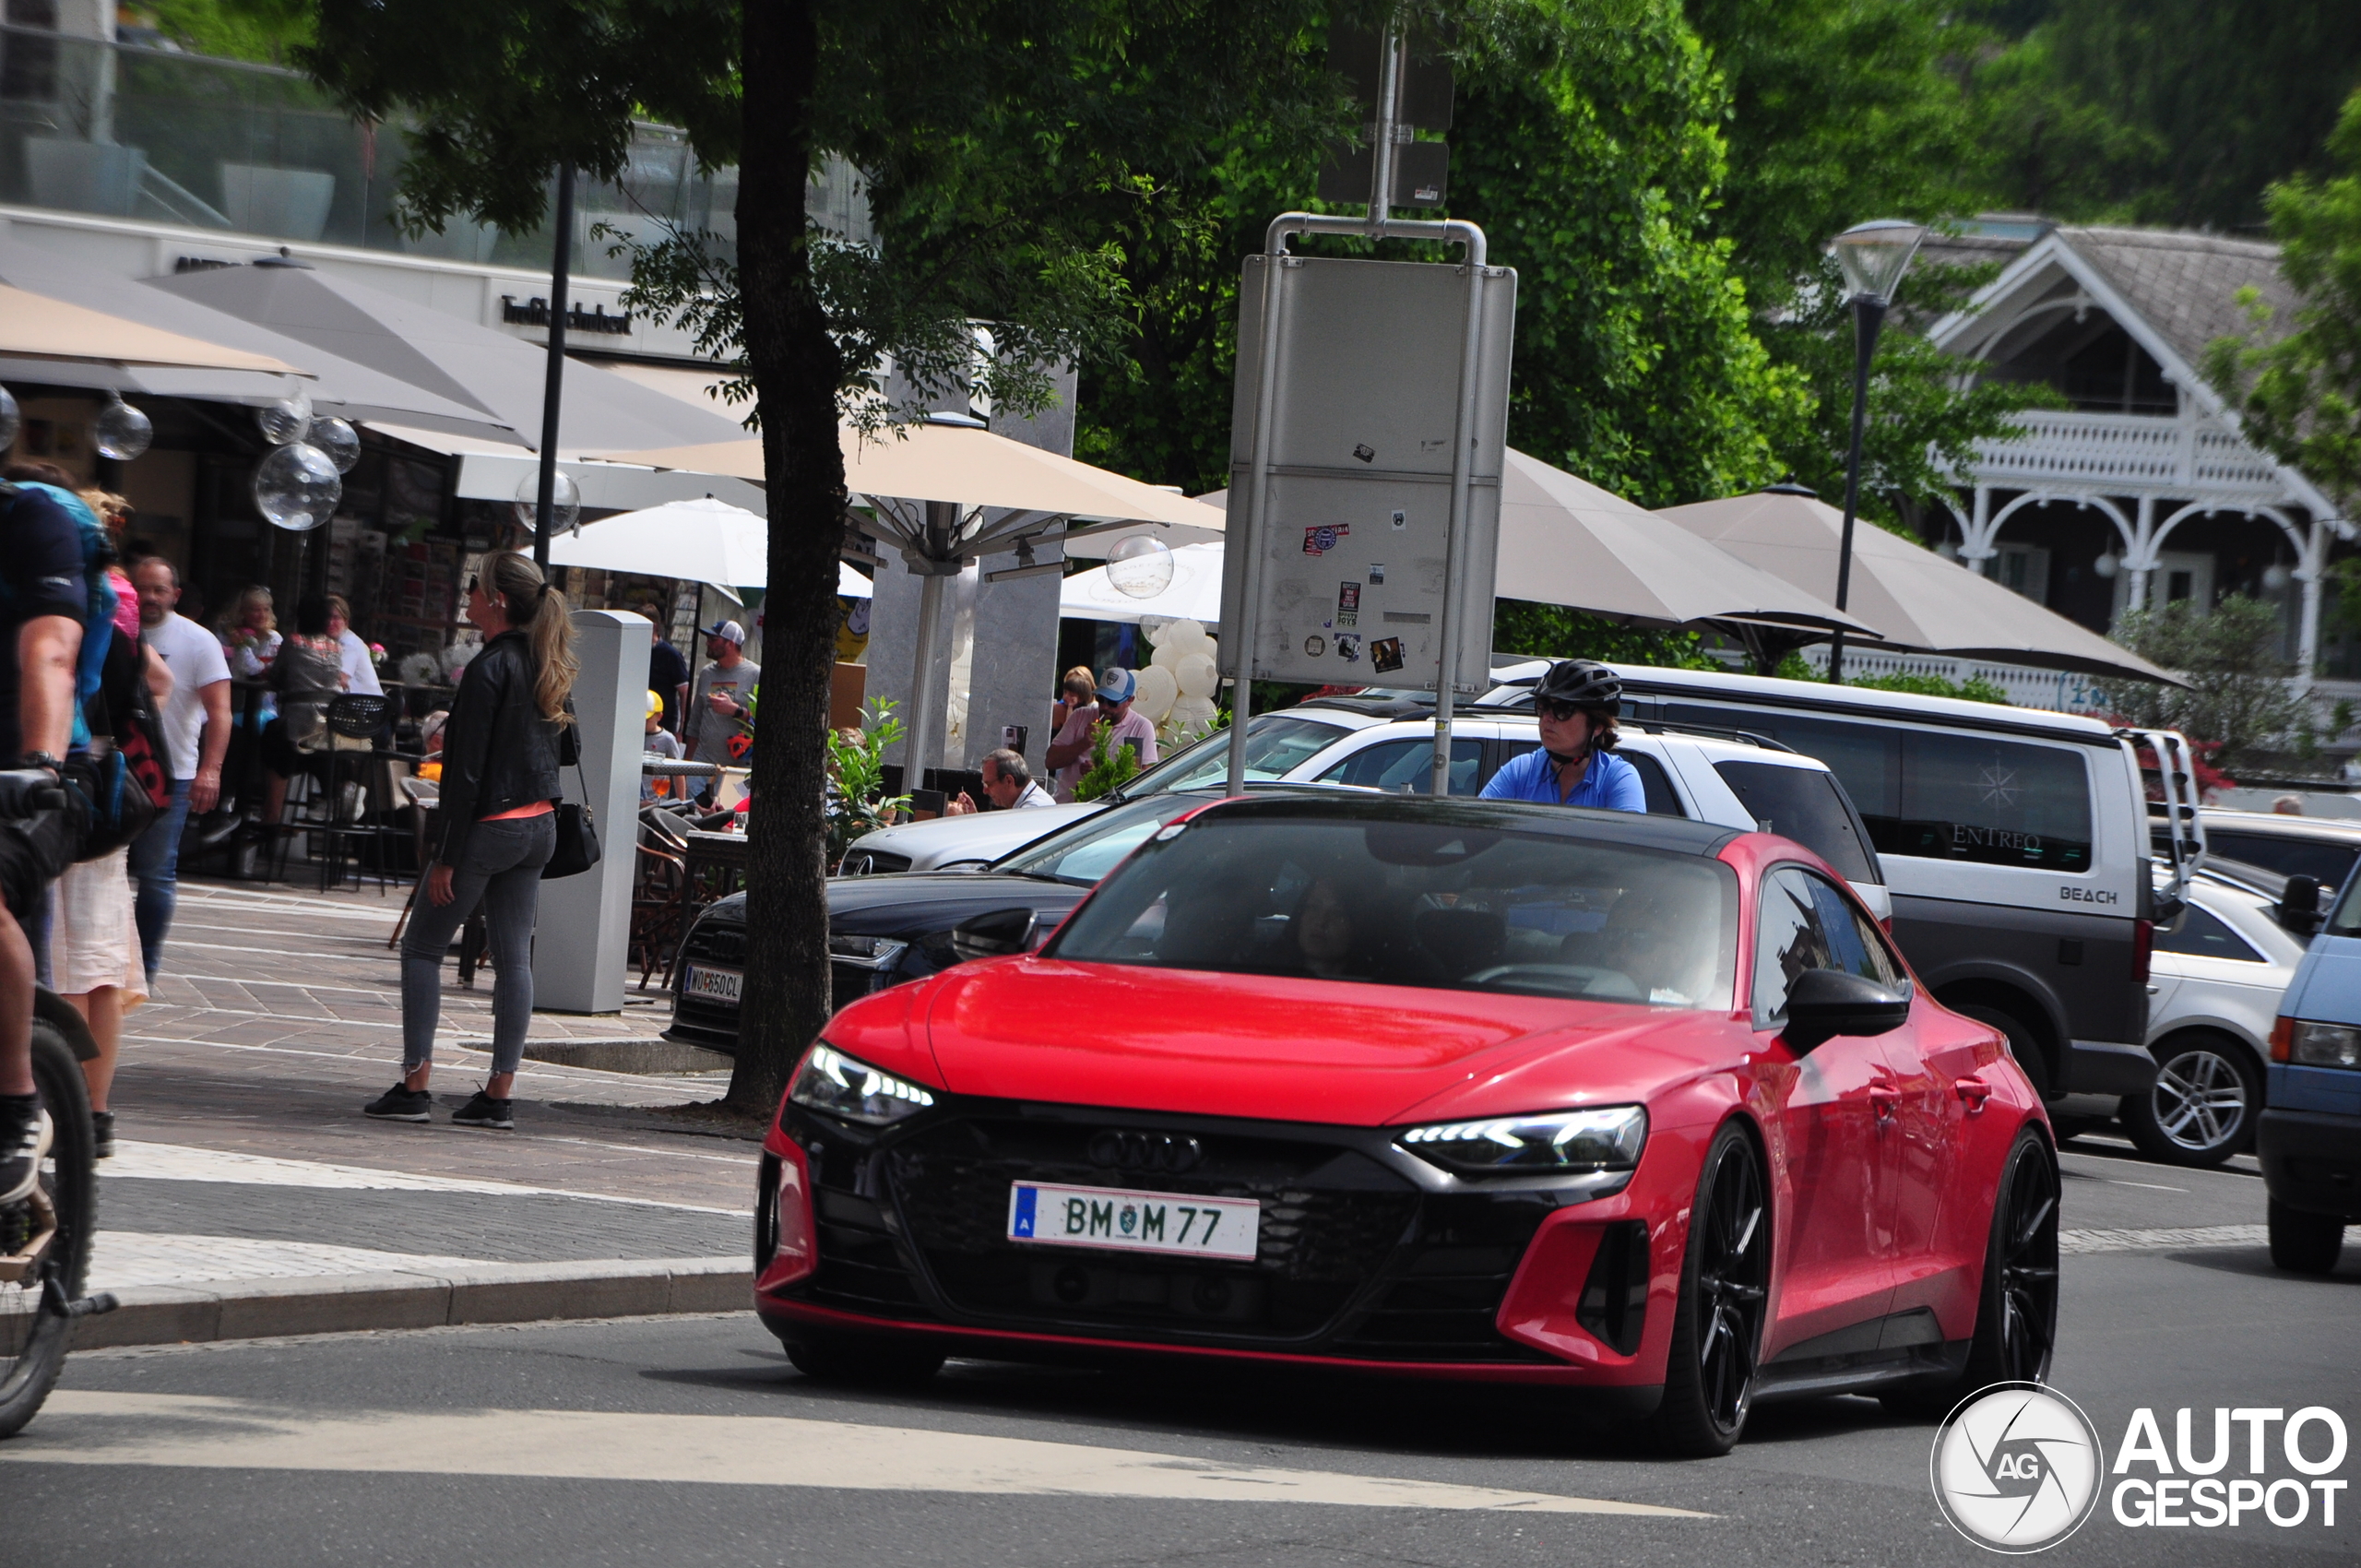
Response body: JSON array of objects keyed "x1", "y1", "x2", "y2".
[
  {"x1": 821, "y1": 956, "x2": 1735, "y2": 1127},
  {"x1": 827, "y1": 873, "x2": 1086, "y2": 935},
  {"x1": 846, "y1": 803, "x2": 1103, "y2": 870}
]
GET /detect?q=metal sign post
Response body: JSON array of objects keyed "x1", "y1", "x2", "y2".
[{"x1": 1223, "y1": 24, "x2": 1512, "y2": 799}]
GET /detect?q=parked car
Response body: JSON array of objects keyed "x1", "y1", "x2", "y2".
[
  {"x1": 2121, "y1": 861, "x2": 2316, "y2": 1167},
  {"x1": 841, "y1": 695, "x2": 1894, "y2": 916},
  {"x1": 2257, "y1": 869, "x2": 2361, "y2": 1274},
  {"x1": 1482, "y1": 660, "x2": 2175, "y2": 1107},
  {"x1": 755, "y1": 792, "x2": 2052, "y2": 1455},
  {"x1": 671, "y1": 792, "x2": 1253, "y2": 1049},
  {"x1": 2173, "y1": 807, "x2": 2361, "y2": 897},
  {"x1": 836, "y1": 802, "x2": 1100, "y2": 876}
]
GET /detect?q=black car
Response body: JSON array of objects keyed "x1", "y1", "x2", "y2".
[{"x1": 666, "y1": 791, "x2": 1216, "y2": 1051}]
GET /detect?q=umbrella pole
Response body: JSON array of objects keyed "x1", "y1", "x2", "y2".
[
  {"x1": 1827, "y1": 293, "x2": 1885, "y2": 685},
  {"x1": 533, "y1": 162, "x2": 576, "y2": 572}
]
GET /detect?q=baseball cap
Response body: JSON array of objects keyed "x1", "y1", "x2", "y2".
[
  {"x1": 705, "y1": 619, "x2": 746, "y2": 646},
  {"x1": 1095, "y1": 667, "x2": 1135, "y2": 702}
]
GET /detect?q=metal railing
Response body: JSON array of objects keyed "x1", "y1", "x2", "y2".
[{"x1": 1969, "y1": 409, "x2": 2285, "y2": 502}]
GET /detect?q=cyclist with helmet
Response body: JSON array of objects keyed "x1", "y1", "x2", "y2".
[{"x1": 1478, "y1": 659, "x2": 1643, "y2": 812}]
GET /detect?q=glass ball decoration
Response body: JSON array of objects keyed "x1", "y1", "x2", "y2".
[
  {"x1": 255, "y1": 386, "x2": 313, "y2": 445},
  {"x1": 513, "y1": 469, "x2": 582, "y2": 533},
  {"x1": 1106, "y1": 534, "x2": 1175, "y2": 600},
  {"x1": 94, "y1": 397, "x2": 154, "y2": 461},
  {"x1": 0, "y1": 384, "x2": 18, "y2": 453},
  {"x1": 308, "y1": 415, "x2": 362, "y2": 474},
  {"x1": 254, "y1": 441, "x2": 341, "y2": 531}
]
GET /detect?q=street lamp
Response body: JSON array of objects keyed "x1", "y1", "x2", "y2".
[{"x1": 1824, "y1": 219, "x2": 1925, "y2": 684}]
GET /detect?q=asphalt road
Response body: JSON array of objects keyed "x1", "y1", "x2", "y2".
[{"x1": 4, "y1": 1131, "x2": 2355, "y2": 1568}]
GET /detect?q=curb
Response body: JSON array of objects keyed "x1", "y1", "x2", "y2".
[{"x1": 48, "y1": 1256, "x2": 751, "y2": 1350}]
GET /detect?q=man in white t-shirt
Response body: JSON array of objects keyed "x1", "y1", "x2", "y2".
[
  {"x1": 326, "y1": 593, "x2": 384, "y2": 697},
  {"x1": 129, "y1": 557, "x2": 232, "y2": 987},
  {"x1": 1046, "y1": 667, "x2": 1158, "y2": 800}
]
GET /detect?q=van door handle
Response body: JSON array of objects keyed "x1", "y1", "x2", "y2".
[{"x1": 1954, "y1": 1077, "x2": 1994, "y2": 1115}]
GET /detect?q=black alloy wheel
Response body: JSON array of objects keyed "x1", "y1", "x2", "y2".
[
  {"x1": 2121, "y1": 1035, "x2": 2261, "y2": 1168},
  {"x1": 1648, "y1": 1123, "x2": 1768, "y2": 1457},
  {"x1": 1882, "y1": 1127, "x2": 2060, "y2": 1420}
]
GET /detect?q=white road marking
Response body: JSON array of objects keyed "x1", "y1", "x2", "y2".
[
  {"x1": 5, "y1": 1392, "x2": 1707, "y2": 1515},
  {"x1": 101, "y1": 1140, "x2": 749, "y2": 1215},
  {"x1": 2102, "y1": 1179, "x2": 2189, "y2": 1193},
  {"x1": 2059, "y1": 1224, "x2": 2269, "y2": 1253}
]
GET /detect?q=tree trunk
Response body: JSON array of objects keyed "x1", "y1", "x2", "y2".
[{"x1": 726, "y1": 0, "x2": 847, "y2": 1115}]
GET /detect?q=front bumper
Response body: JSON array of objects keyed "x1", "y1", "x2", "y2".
[
  {"x1": 2258, "y1": 1108, "x2": 2361, "y2": 1219},
  {"x1": 2065, "y1": 1037, "x2": 2158, "y2": 1098},
  {"x1": 753, "y1": 1098, "x2": 1683, "y2": 1387}
]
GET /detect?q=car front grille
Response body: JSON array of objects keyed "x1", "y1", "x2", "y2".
[
  {"x1": 814, "y1": 1112, "x2": 1553, "y2": 1361},
  {"x1": 681, "y1": 922, "x2": 746, "y2": 968}
]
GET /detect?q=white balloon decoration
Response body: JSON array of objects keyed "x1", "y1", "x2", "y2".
[
  {"x1": 93, "y1": 397, "x2": 152, "y2": 460},
  {"x1": 1131, "y1": 664, "x2": 1180, "y2": 725},
  {"x1": 1175, "y1": 651, "x2": 1218, "y2": 700},
  {"x1": 253, "y1": 441, "x2": 341, "y2": 531},
  {"x1": 1105, "y1": 534, "x2": 1175, "y2": 600}
]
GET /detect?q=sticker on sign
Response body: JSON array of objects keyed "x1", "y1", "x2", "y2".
[{"x1": 1007, "y1": 1182, "x2": 1260, "y2": 1261}]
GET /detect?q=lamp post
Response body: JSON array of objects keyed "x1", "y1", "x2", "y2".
[{"x1": 1824, "y1": 219, "x2": 1925, "y2": 684}]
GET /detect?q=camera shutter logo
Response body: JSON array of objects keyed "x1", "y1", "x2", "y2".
[{"x1": 1931, "y1": 1383, "x2": 2106, "y2": 1553}]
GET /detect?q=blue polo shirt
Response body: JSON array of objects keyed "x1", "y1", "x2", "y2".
[{"x1": 1480, "y1": 747, "x2": 1646, "y2": 811}]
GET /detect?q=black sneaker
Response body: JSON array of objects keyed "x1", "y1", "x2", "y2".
[
  {"x1": 450, "y1": 1090, "x2": 514, "y2": 1130},
  {"x1": 1, "y1": 1097, "x2": 48, "y2": 1204},
  {"x1": 91, "y1": 1110, "x2": 115, "y2": 1160},
  {"x1": 363, "y1": 1084, "x2": 433, "y2": 1122}
]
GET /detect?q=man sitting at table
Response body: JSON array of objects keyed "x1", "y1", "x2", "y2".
[{"x1": 944, "y1": 748, "x2": 1055, "y2": 814}]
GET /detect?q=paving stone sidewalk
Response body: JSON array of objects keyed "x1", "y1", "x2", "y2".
[{"x1": 62, "y1": 875, "x2": 766, "y2": 1334}]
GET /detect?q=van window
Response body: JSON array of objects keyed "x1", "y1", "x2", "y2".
[
  {"x1": 1664, "y1": 703, "x2": 2092, "y2": 872},
  {"x1": 1316, "y1": 737, "x2": 1483, "y2": 794},
  {"x1": 1496, "y1": 742, "x2": 1685, "y2": 815},
  {"x1": 1714, "y1": 762, "x2": 1878, "y2": 883},
  {"x1": 2202, "y1": 831, "x2": 2361, "y2": 894}
]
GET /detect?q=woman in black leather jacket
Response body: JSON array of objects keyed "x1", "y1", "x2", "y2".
[{"x1": 366, "y1": 550, "x2": 578, "y2": 1131}]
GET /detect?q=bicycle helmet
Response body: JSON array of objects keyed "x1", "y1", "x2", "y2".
[{"x1": 1533, "y1": 659, "x2": 1621, "y2": 709}]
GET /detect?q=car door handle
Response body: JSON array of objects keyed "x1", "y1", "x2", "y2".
[
  {"x1": 1953, "y1": 1077, "x2": 1994, "y2": 1115},
  {"x1": 1869, "y1": 1087, "x2": 1901, "y2": 1123}
]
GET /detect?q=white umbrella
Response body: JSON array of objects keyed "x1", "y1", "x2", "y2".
[
  {"x1": 547, "y1": 496, "x2": 871, "y2": 597},
  {"x1": 1061, "y1": 541, "x2": 1225, "y2": 625}
]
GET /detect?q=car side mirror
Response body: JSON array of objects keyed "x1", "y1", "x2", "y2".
[
  {"x1": 2279, "y1": 875, "x2": 2324, "y2": 938},
  {"x1": 951, "y1": 907, "x2": 1040, "y2": 963},
  {"x1": 1782, "y1": 968, "x2": 1911, "y2": 1051}
]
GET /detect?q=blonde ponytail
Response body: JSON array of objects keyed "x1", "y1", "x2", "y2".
[{"x1": 483, "y1": 550, "x2": 578, "y2": 723}]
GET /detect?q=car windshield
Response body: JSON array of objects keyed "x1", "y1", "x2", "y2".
[
  {"x1": 996, "y1": 793, "x2": 1207, "y2": 885},
  {"x1": 1119, "y1": 713, "x2": 1350, "y2": 795},
  {"x1": 1050, "y1": 813, "x2": 1738, "y2": 1007}
]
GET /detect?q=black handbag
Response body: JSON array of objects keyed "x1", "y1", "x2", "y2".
[{"x1": 542, "y1": 721, "x2": 602, "y2": 880}]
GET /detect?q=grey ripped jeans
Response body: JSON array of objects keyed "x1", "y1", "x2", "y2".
[{"x1": 400, "y1": 814, "x2": 555, "y2": 1077}]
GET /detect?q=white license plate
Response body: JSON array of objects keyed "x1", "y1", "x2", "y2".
[
  {"x1": 683, "y1": 964, "x2": 742, "y2": 1003},
  {"x1": 1006, "y1": 1182, "x2": 1260, "y2": 1262}
]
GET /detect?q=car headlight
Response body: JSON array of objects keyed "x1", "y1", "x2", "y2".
[
  {"x1": 788, "y1": 1043, "x2": 938, "y2": 1124},
  {"x1": 2286, "y1": 1020, "x2": 2361, "y2": 1070},
  {"x1": 1399, "y1": 1106, "x2": 1648, "y2": 1173},
  {"x1": 828, "y1": 933, "x2": 909, "y2": 971}
]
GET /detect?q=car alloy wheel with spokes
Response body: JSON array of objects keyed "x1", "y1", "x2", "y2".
[
  {"x1": 1990, "y1": 1131, "x2": 2060, "y2": 1384},
  {"x1": 1649, "y1": 1123, "x2": 1768, "y2": 1457},
  {"x1": 2123, "y1": 1036, "x2": 2260, "y2": 1168}
]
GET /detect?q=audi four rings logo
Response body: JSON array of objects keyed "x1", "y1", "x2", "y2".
[{"x1": 1087, "y1": 1131, "x2": 1203, "y2": 1173}]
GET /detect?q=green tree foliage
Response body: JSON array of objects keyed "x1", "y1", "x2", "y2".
[
  {"x1": 2207, "y1": 89, "x2": 2361, "y2": 521},
  {"x1": 1846, "y1": 671, "x2": 2009, "y2": 704},
  {"x1": 1491, "y1": 604, "x2": 1716, "y2": 670},
  {"x1": 2099, "y1": 598, "x2": 2308, "y2": 771},
  {"x1": 1963, "y1": 0, "x2": 2361, "y2": 231},
  {"x1": 133, "y1": 0, "x2": 313, "y2": 64},
  {"x1": 304, "y1": 0, "x2": 1347, "y2": 1111}
]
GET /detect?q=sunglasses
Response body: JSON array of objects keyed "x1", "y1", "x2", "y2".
[{"x1": 1538, "y1": 698, "x2": 1591, "y2": 722}]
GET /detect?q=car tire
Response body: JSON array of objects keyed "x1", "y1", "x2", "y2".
[
  {"x1": 2122, "y1": 1034, "x2": 2262, "y2": 1168},
  {"x1": 784, "y1": 1333, "x2": 946, "y2": 1387},
  {"x1": 1880, "y1": 1127, "x2": 2058, "y2": 1420},
  {"x1": 1646, "y1": 1122, "x2": 1768, "y2": 1458},
  {"x1": 2266, "y1": 1199, "x2": 2346, "y2": 1276},
  {"x1": 1953, "y1": 1004, "x2": 2051, "y2": 1100}
]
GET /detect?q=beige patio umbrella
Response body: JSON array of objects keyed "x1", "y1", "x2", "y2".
[
  {"x1": 1200, "y1": 450, "x2": 1879, "y2": 636},
  {"x1": 0, "y1": 282, "x2": 302, "y2": 374},
  {"x1": 599, "y1": 422, "x2": 1221, "y2": 529},
  {"x1": 1656, "y1": 487, "x2": 2179, "y2": 684}
]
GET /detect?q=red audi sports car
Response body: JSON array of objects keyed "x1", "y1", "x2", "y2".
[{"x1": 754, "y1": 794, "x2": 2058, "y2": 1455}]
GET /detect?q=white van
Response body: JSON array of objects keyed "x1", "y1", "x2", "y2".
[{"x1": 1479, "y1": 662, "x2": 2164, "y2": 1103}]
